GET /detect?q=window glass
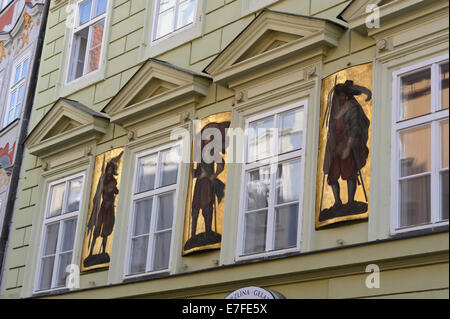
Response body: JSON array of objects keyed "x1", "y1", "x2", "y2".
[
  {"x1": 246, "y1": 167, "x2": 270, "y2": 211},
  {"x1": 79, "y1": 0, "x2": 92, "y2": 25},
  {"x1": 401, "y1": 68, "x2": 431, "y2": 120},
  {"x1": 247, "y1": 117, "x2": 274, "y2": 163},
  {"x1": 399, "y1": 126, "x2": 431, "y2": 177},
  {"x1": 137, "y1": 154, "x2": 157, "y2": 193},
  {"x1": 244, "y1": 211, "x2": 267, "y2": 254},
  {"x1": 279, "y1": 108, "x2": 303, "y2": 154},
  {"x1": 441, "y1": 62, "x2": 449, "y2": 109},
  {"x1": 49, "y1": 183, "x2": 65, "y2": 217}
]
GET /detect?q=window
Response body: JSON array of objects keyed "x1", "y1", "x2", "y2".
[
  {"x1": 35, "y1": 174, "x2": 84, "y2": 292},
  {"x1": 126, "y1": 143, "x2": 181, "y2": 277},
  {"x1": 391, "y1": 55, "x2": 449, "y2": 234},
  {"x1": 67, "y1": 0, "x2": 108, "y2": 83},
  {"x1": 5, "y1": 57, "x2": 29, "y2": 126},
  {"x1": 237, "y1": 101, "x2": 306, "y2": 259},
  {"x1": 152, "y1": 0, "x2": 197, "y2": 42}
]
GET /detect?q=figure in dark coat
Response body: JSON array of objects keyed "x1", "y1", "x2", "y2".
[
  {"x1": 190, "y1": 121, "x2": 230, "y2": 239},
  {"x1": 86, "y1": 151, "x2": 123, "y2": 259},
  {"x1": 323, "y1": 80, "x2": 371, "y2": 209}
]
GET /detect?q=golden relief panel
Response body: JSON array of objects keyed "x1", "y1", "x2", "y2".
[
  {"x1": 182, "y1": 112, "x2": 231, "y2": 256},
  {"x1": 315, "y1": 63, "x2": 373, "y2": 229},
  {"x1": 81, "y1": 148, "x2": 124, "y2": 272}
]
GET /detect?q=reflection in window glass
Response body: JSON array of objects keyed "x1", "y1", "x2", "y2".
[
  {"x1": 441, "y1": 62, "x2": 449, "y2": 109},
  {"x1": 399, "y1": 125, "x2": 431, "y2": 177},
  {"x1": 401, "y1": 68, "x2": 431, "y2": 120}
]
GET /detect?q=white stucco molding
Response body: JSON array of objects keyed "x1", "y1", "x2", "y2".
[{"x1": 25, "y1": 98, "x2": 110, "y2": 158}]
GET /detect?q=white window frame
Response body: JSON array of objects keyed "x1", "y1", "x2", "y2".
[
  {"x1": 236, "y1": 100, "x2": 307, "y2": 262},
  {"x1": 390, "y1": 53, "x2": 449, "y2": 235},
  {"x1": 141, "y1": 0, "x2": 204, "y2": 59},
  {"x1": 124, "y1": 142, "x2": 182, "y2": 279},
  {"x1": 34, "y1": 173, "x2": 86, "y2": 293},
  {"x1": 4, "y1": 55, "x2": 29, "y2": 127},
  {"x1": 151, "y1": 0, "x2": 198, "y2": 45},
  {"x1": 66, "y1": 0, "x2": 109, "y2": 85},
  {"x1": 1, "y1": 0, "x2": 12, "y2": 10}
]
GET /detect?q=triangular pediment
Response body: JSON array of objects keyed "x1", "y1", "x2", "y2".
[
  {"x1": 204, "y1": 9, "x2": 345, "y2": 86},
  {"x1": 338, "y1": 0, "x2": 394, "y2": 23},
  {"x1": 26, "y1": 98, "x2": 109, "y2": 157},
  {"x1": 338, "y1": 0, "x2": 438, "y2": 34},
  {"x1": 103, "y1": 59, "x2": 211, "y2": 127}
]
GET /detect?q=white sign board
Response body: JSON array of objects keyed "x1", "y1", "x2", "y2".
[{"x1": 225, "y1": 286, "x2": 284, "y2": 299}]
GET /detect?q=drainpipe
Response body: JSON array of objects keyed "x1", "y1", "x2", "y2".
[{"x1": 0, "y1": 0, "x2": 50, "y2": 290}]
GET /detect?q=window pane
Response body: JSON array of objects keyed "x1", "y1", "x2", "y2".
[
  {"x1": 246, "y1": 166, "x2": 271, "y2": 211},
  {"x1": 152, "y1": 230, "x2": 171, "y2": 270},
  {"x1": 87, "y1": 20, "x2": 105, "y2": 73},
  {"x1": 243, "y1": 211, "x2": 267, "y2": 255},
  {"x1": 7, "y1": 109, "x2": 14, "y2": 124},
  {"x1": 79, "y1": 0, "x2": 92, "y2": 25},
  {"x1": 279, "y1": 108, "x2": 303, "y2": 154},
  {"x1": 9, "y1": 90, "x2": 16, "y2": 111},
  {"x1": 399, "y1": 125, "x2": 431, "y2": 177},
  {"x1": 157, "y1": 193, "x2": 174, "y2": 231},
  {"x1": 177, "y1": 0, "x2": 195, "y2": 29},
  {"x1": 49, "y1": 183, "x2": 65, "y2": 217},
  {"x1": 56, "y1": 252, "x2": 73, "y2": 288},
  {"x1": 276, "y1": 160, "x2": 301, "y2": 204},
  {"x1": 14, "y1": 85, "x2": 24, "y2": 118},
  {"x1": 441, "y1": 120, "x2": 449, "y2": 169},
  {"x1": 134, "y1": 198, "x2": 152, "y2": 236},
  {"x1": 66, "y1": 178, "x2": 83, "y2": 213},
  {"x1": 400, "y1": 68, "x2": 431, "y2": 120},
  {"x1": 70, "y1": 28, "x2": 88, "y2": 81},
  {"x1": 21, "y1": 59, "x2": 29, "y2": 79},
  {"x1": 61, "y1": 218, "x2": 77, "y2": 252},
  {"x1": 159, "y1": 0, "x2": 175, "y2": 12},
  {"x1": 274, "y1": 204, "x2": 299, "y2": 250},
  {"x1": 248, "y1": 117, "x2": 275, "y2": 163},
  {"x1": 442, "y1": 170, "x2": 449, "y2": 220},
  {"x1": 161, "y1": 147, "x2": 180, "y2": 187},
  {"x1": 129, "y1": 236, "x2": 149, "y2": 275},
  {"x1": 14, "y1": 64, "x2": 21, "y2": 84},
  {"x1": 155, "y1": 8, "x2": 174, "y2": 39},
  {"x1": 441, "y1": 62, "x2": 449, "y2": 110},
  {"x1": 39, "y1": 256, "x2": 55, "y2": 291},
  {"x1": 400, "y1": 175, "x2": 431, "y2": 227},
  {"x1": 43, "y1": 223, "x2": 60, "y2": 256},
  {"x1": 94, "y1": 0, "x2": 107, "y2": 17},
  {"x1": 137, "y1": 154, "x2": 157, "y2": 193}
]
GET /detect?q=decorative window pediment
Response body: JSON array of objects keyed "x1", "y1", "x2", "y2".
[
  {"x1": 338, "y1": 0, "x2": 441, "y2": 35},
  {"x1": 103, "y1": 58, "x2": 211, "y2": 128},
  {"x1": 25, "y1": 98, "x2": 109, "y2": 157},
  {"x1": 204, "y1": 9, "x2": 345, "y2": 86}
]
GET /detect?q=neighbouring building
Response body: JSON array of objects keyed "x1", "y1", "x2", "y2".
[
  {"x1": 0, "y1": 0, "x2": 448, "y2": 299},
  {"x1": 0, "y1": 0, "x2": 46, "y2": 292}
]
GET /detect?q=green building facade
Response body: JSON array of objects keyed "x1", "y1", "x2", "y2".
[{"x1": 1, "y1": 0, "x2": 448, "y2": 299}]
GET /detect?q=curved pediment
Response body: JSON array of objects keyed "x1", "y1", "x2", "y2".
[
  {"x1": 25, "y1": 98, "x2": 109, "y2": 157},
  {"x1": 204, "y1": 9, "x2": 346, "y2": 86},
  {"x1": 103, "y1": 58, "x2": 212, "y2": 128}
]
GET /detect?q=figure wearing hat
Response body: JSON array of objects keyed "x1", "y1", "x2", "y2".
[{"x1": 323, "y1": 80, "x2": 372, "y2": 211}]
